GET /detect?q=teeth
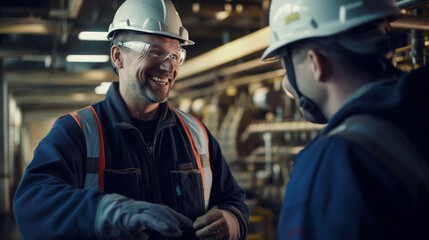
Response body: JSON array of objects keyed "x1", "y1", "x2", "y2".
[{"x1": 151, "y1": 76, "x2": 168, "y2": 84}]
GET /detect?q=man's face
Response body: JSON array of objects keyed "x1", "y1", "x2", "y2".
[{"x1": 121, "y1": 34, "x2": 181, "y2": 104}]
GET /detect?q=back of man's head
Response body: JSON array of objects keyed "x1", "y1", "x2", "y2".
[{"x1": 301, "y1": 19, "x2": 404, "y2": 78}]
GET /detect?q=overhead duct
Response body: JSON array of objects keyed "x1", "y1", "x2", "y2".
[{"x1": 179, "y1": 27, "x2": 271, "y2": 79}]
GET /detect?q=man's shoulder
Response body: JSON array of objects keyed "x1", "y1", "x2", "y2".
[{"x1": 299, "y1": 132, "x2": 366, "y2": 159}]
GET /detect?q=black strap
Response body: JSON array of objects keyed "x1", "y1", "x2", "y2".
[{"x1": 326, "y1": 114, "x2": 429, "y2": 201}]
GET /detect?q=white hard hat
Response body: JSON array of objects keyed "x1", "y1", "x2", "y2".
[
  {"x1": 261, "y1": 0, "x2": 401, "y2": 61},
  {"x1": 107, "y1": 0, "x2": 194, "y2": 46}
]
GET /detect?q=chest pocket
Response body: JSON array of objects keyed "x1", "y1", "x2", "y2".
[
  {"x1": 69, "y1": 106, "x2": 212, "y2": 210},
  {"x1": 170, "y1": 107, "x2": 213, "y2": 211}
]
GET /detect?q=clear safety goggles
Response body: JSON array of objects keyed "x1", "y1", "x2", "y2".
[{"x1": 117, "y1": 41, "x2": 186, "y2": 66}]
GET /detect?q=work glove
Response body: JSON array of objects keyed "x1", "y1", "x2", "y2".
[
  {"x1": 95, "y1": 193, "x2": 192, "y2": 240},
  {"x1": 193, "y1": 207, "x2": 240, "y2": 240}
]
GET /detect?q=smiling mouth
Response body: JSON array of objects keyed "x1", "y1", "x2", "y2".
[{"x1": 148, "y1": 74, "x2": 169, "y2": 85}]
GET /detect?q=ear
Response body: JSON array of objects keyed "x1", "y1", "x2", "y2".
[
  {"x1": 111, "y1": 45, "x2": 123, "y2": 69},
  {"x1": 307, "y1": 49, "x2": 325, "y2": 82}
]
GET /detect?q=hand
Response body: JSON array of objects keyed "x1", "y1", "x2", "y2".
[
  {"x1": 193, "y1": 207, "x2": 240, "y2": 240},
  {"x1": 95, "y1": 193, "x2": 192, "y2": 240}
]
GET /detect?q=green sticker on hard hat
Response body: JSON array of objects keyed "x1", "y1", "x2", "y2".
[{"x1": 284, "y1": 12, "x2": 300, "y2": 24}]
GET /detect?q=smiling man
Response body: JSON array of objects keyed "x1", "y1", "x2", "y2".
[{"x1": 13, "y1": 1, "x2": 249, "y2": 240}]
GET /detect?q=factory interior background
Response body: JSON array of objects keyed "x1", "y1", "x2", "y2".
[{"x1": 0, "y1": 0, "x2": 428, "y2": 239}]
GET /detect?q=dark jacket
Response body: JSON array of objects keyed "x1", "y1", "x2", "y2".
[
  {"x1": 14, "y1": 82, "x2": 249, "y2": 240},
  {"x1": 278, "y1": 66, "x2": 429, "y2": 240}
]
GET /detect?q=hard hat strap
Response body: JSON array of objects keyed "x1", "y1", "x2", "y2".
[{"x1": 282, "y1": 47, "x2": 328, "y2": 124}]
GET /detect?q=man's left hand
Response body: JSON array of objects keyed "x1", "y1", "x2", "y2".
[{"x1": 193, "y1": 207, "x2": 240, "y2": 240}]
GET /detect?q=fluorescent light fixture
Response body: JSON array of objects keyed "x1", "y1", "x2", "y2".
[
  {"x1": 78, "y1": 31, "x2": 109, "y2": 41},
  {"x1": 66, "y1": 55, "x2": 109, "y2": 63},
  {"x1": 216, "y1": 11, "x2": 230, "y2": 21},
  {"x1": 0, "y1": 23, "x2": 52, "y2": 34},
  {"x1": 95, "y1": 82, "x2": 112, "y2": 95},
  {"x1": 22, "y1": 55, "x2": 52, "y2": 68}
]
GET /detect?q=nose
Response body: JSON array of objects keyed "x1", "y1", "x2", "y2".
[{"x1": 159, "y1": 56, "x2": 175, "y2": 72}]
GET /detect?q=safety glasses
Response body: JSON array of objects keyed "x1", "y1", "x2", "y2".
[{"x1": 117, "y1": 41, "x2": 186, "y2": 66}]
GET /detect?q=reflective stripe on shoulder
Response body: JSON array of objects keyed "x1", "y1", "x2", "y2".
[
  {"x1": 170, "y1": 107, "x2": 212, "y2": 210},
  {"x1": 71, "y1": 106, "x2": 105, "y2": 191}
]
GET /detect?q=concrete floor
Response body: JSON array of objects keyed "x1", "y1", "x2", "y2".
[{"x1": 0, "y1": 215, "x2": 23, "y2": 240}]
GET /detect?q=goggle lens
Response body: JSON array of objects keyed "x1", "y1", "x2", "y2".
[{"x1": 118, "y1": 41, "x2": 186, "y2": 66}]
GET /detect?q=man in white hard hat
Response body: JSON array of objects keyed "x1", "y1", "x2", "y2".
[
  {"x1": 262, "y1": 0, "x2": 429, "y2": 239},
  {"x1": 13, "y1": 0, "x2": 249, "y2": 239}
]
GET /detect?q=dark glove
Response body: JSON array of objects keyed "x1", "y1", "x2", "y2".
[{"x1": 95, "y1": 193, "x2": 192, "y2": 239}]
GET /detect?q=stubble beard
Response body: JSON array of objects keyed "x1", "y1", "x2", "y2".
[
  {"x1": 128, "y1": 71, "x2": 170, "y2": 104},
  {"x1": 138, "y1": 83, "x2": 169, "y2": 104}
]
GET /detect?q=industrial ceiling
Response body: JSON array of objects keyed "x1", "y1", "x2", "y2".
[
  {"x1": 0, "y1": 0, "x2": 269, "y2": 113},
  {"x1": 1, "y1": 0, "x2": 429, "y2": 115}
]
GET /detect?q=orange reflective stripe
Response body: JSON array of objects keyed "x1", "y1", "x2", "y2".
[
  {"x1": 69, "y1": 111, "x2": 82, "y2": 129},
  {"x1": 170, "y1": 107, "x2": 207, "y2": 202},
  {"x1": 70, "y1": 106, "x2": 105, "y2": 191},
  {"x1": 88, "y1": 106, "x2": 105, "y2": 191}
]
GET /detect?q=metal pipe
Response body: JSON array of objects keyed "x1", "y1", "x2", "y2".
[
  {"x1": 409, "y1": 8, "x2": 426, "y2": 68},
  {"x1": 262, "y1": 132, "x2": 273, "y2": 178},
  {"x1": 391, "y1": 14, "x2": 429, "y2": 31},
  {"x1": 241, "y1": 121, "x2": 324, "y2": 141}
]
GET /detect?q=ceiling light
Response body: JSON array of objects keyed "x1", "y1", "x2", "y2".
[
  {"x1": 191, "y1": 98, "x2": 206, "y2": 114},
  {"x1": 22, "y1": 55, "x2": 52, "y2": 68},
  {"x1": 192, "y1": 3, "x2": 200, "y2": 13},
  {"x1": 95, "y1": 82, "x2": 112, "y2": 95},
  {"x1": 236, "y1": 4, "x2": 243, "y2": 13},
  {"x1": 224, "y1": 3, "x2": 232, "y2": 12},
  {"x1": 66, "y1": 55, "x2": 109, "y2": 62},
  {"x1": 216, "y1": 11, "x2": 231, "y2": 21},
  {"x1": 179, "y1": 98, "x2": 192, "y2": 112},
  {"x1": 78, "y1": 31, "x2": 108, "y2": 41}
]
